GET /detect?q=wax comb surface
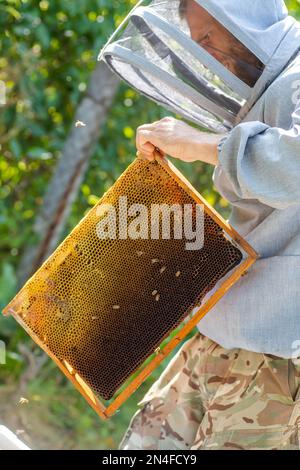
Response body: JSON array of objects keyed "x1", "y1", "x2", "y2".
[{"x1": 3, "y1": 157, "x2": 258, "y2": 419}]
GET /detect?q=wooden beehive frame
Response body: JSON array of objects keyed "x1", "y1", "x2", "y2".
[{"x1": 3, "y1": 157, "x2": 259, "y2": 420}]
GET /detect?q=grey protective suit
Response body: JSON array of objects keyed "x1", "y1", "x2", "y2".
[
  {"x1": 100, "y1": 0, "x2": 300, "y2": 358},
  {"x1": 195, "y1": 1, "x2": 300, "y2": 358}
]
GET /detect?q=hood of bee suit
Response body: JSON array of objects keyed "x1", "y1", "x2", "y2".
[{"x1": 98, "y1": 0, "x2": 300, "y2": 133}]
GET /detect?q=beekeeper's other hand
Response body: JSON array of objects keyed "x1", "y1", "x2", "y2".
[{"x1": 136, "y1": 116, "x2": 226, "y2": 166}]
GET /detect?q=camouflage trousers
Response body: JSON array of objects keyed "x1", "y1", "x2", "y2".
[{"x1": 119, "y1": 332, "x2": 300, "y2": 450}]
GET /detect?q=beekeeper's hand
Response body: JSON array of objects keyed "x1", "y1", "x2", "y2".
[{"x1": 136, "y1": 116, "x2": 226, "y2": 166}]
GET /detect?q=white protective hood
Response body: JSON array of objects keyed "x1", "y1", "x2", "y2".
[{"x1": 98, "y1": 0, "x2": 296, "y2": 133}]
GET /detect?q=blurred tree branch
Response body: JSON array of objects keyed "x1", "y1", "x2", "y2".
[{"x1": 17, "y1": 62, "x2": 120, "y2": 286}]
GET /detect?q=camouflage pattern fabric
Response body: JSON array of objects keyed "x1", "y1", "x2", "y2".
[{"x1": 119, "y1": 332, "x2": 300, "y2": 450}]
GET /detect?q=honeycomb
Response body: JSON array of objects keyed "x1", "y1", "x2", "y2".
[{"x1": 3, "y1": 158, "x2": 243, "y2": 402}]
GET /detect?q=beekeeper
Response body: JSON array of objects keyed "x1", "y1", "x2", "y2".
[{"x1": 100, "y1": 0, "x2": 300, "y2": 450}]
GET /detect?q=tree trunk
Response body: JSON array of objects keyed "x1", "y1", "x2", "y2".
[{"x1": 17, "y1": 62, "x2": 120, "y2": 287}]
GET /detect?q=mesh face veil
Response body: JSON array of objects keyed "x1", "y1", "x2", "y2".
[{"x1": 98, "y1": 0, "x2": 265, "y2": 133}]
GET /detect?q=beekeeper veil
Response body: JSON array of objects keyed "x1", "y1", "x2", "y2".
[{"x1": 98, "y1": 0, "x2": 293, "y2": 133}]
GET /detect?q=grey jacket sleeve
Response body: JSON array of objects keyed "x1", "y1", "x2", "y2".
[{"x1": 216, "y1": 102, "x2": 300, "y2": 210}]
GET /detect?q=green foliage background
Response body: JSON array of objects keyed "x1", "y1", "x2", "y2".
[{"x1": 0, "y1": 0, "x2": 299, "y2": 449}]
